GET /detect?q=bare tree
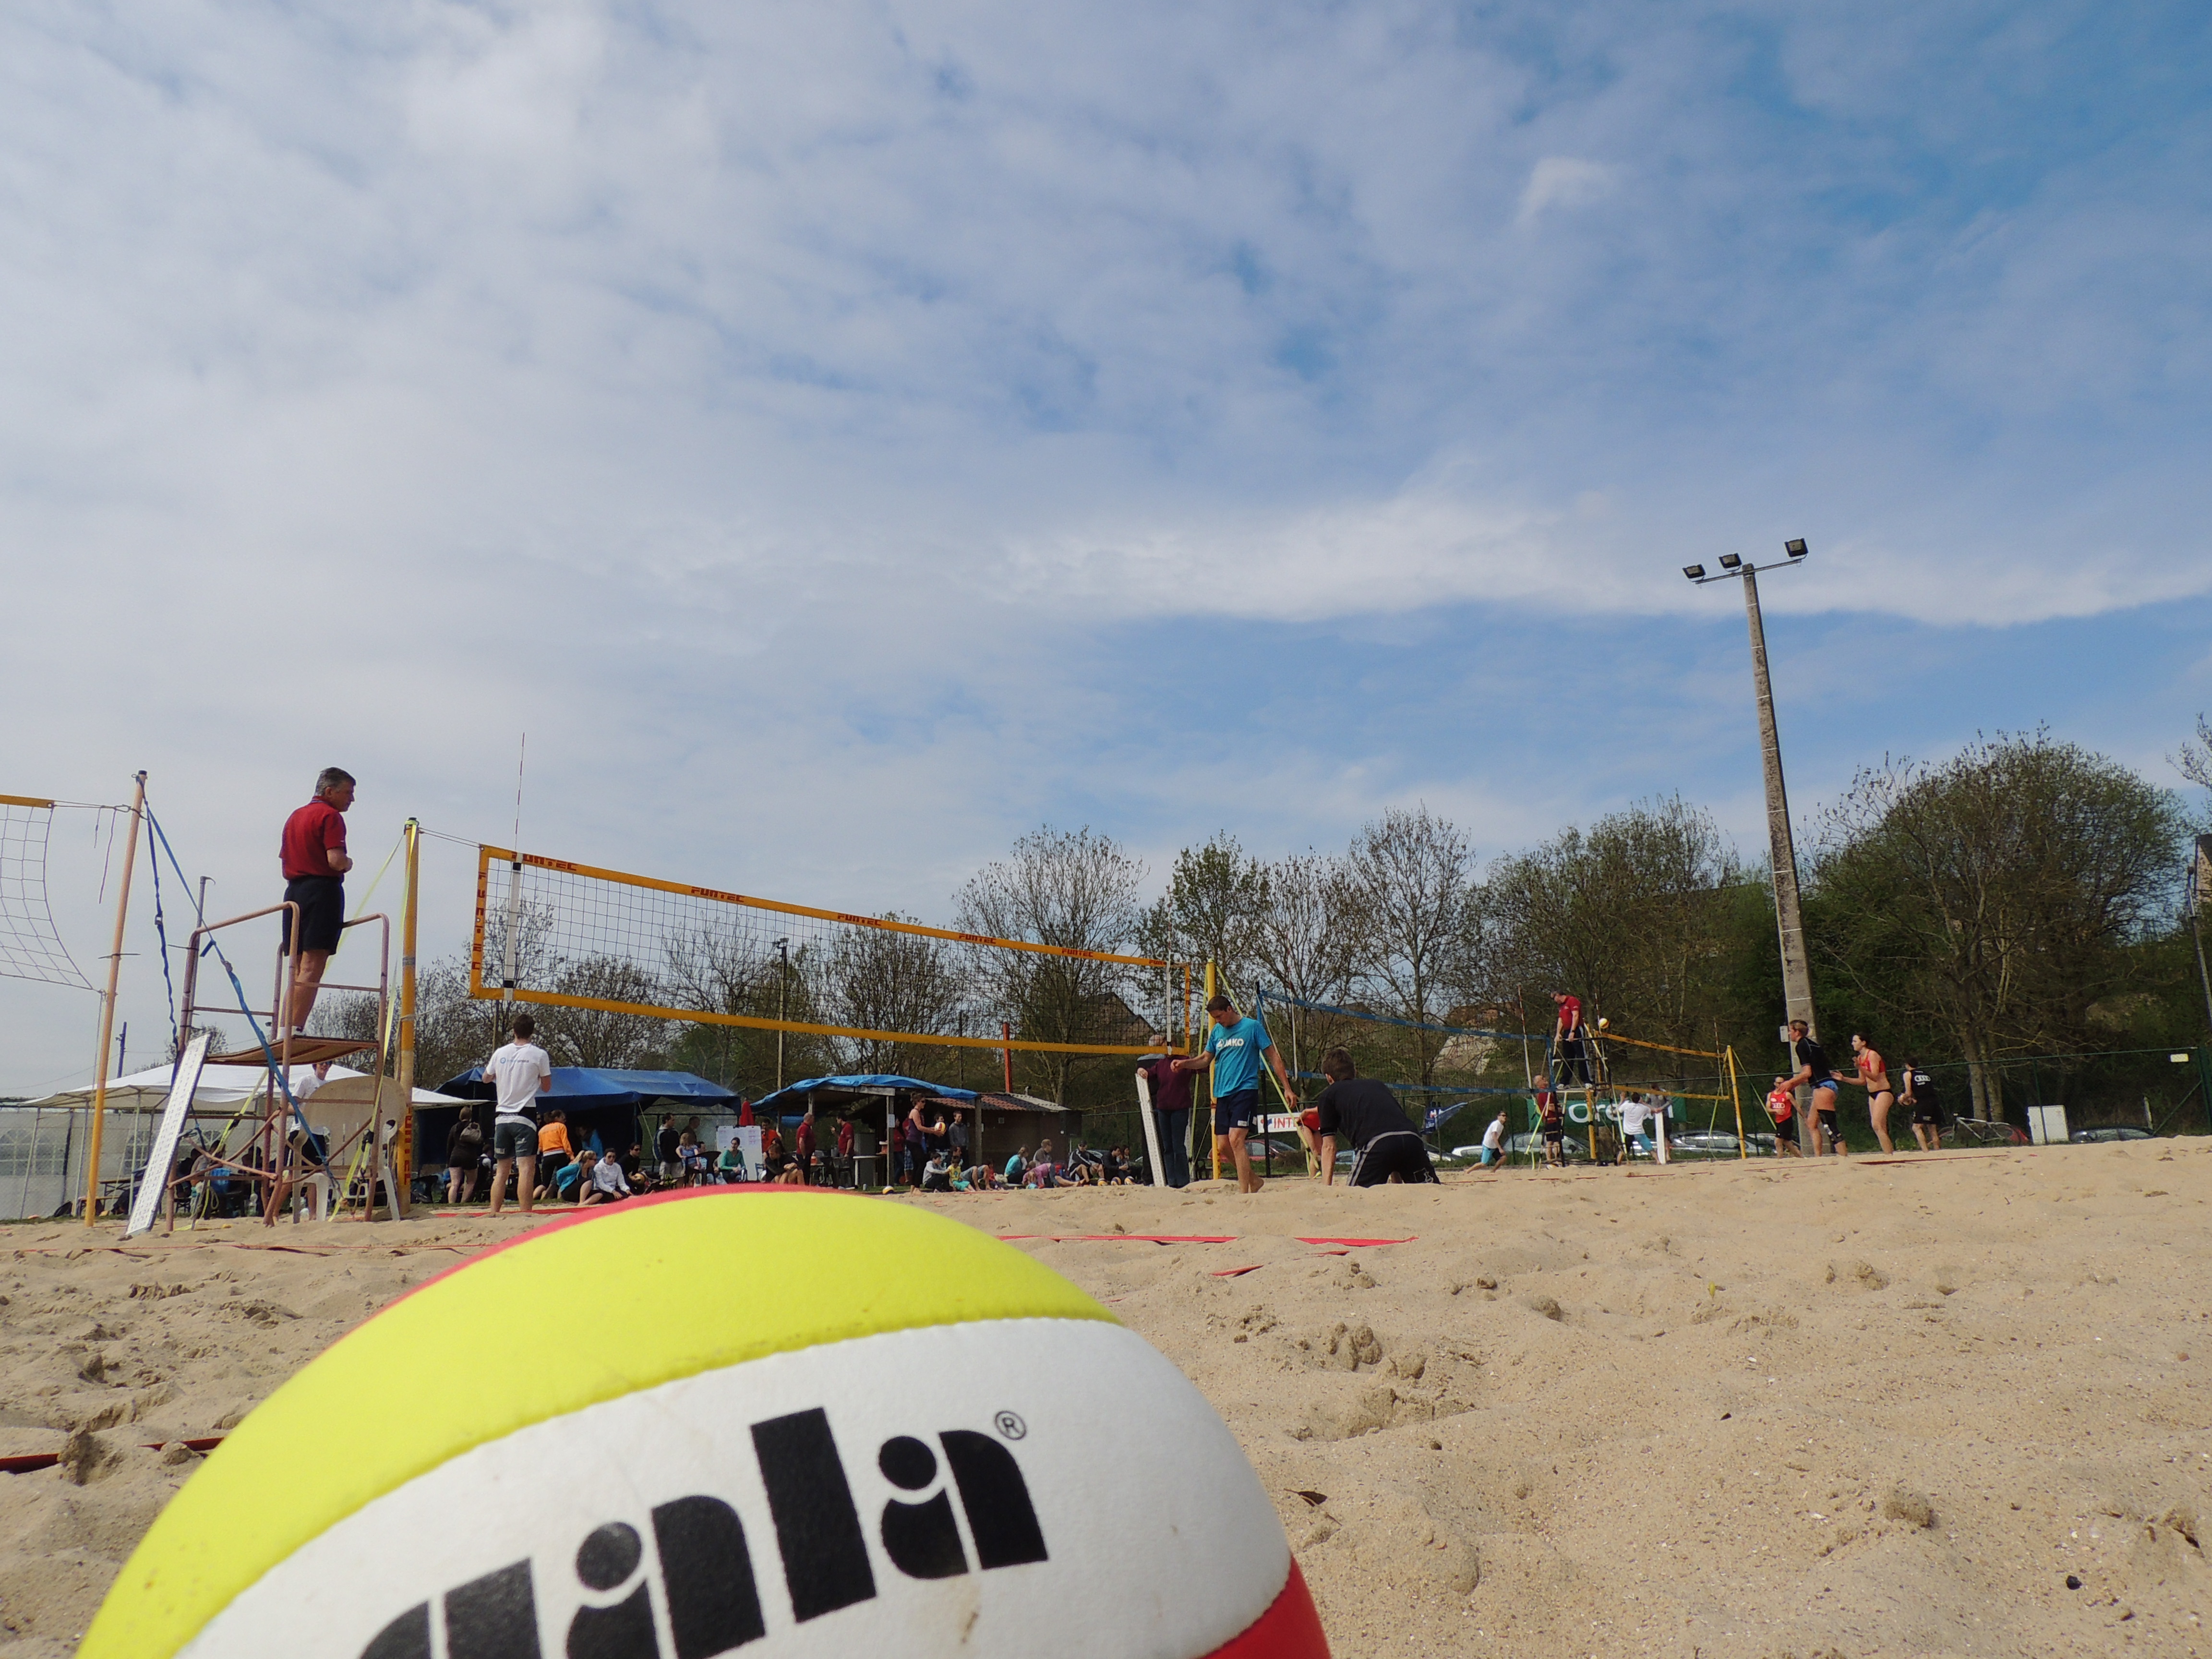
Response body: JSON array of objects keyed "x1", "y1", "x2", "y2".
[
  {"x1": 1138, "y1": 833, "x2": 1265, "y2": 996},
  {"x1": 2176, "y1": 714, "x2": 2212, "y2": 821},
  {"x1": 538, "y1": 956, "x2": 673, "y2": 1070},
  {"x1": 954, "y1": 826, "x2": 1145, "y2": 1104},
  {"x1": 816, "y1": 917, "x2": 967, "y2": 1074},
  {"x1": 1250, "y1": 851, "x2": 1361, "y2": 1077},
  {"x1": 1340, "y1": 806, "x2": 1482, "y2": 1088}
]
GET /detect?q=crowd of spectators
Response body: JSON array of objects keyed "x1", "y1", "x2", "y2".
[{"x1": 438, "y1": 1087, "x2": 1154, "y2": 1207}]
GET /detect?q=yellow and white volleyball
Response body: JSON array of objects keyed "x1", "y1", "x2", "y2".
[
  {"x1": 1595, "y1": 1018, "x2": 1608, "y2": 1029},
  {"x1": 85, "y1": 1191, "x2": 1328, "y2": 1659}
]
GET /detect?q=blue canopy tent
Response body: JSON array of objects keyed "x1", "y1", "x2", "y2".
[{"x1": 427, "y1": 1067, "x2": 738, "y2": 1168}]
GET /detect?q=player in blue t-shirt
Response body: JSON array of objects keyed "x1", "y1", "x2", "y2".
[{"x1": 1173, "y1": 993, "x2": 1297, "y2": 1193}]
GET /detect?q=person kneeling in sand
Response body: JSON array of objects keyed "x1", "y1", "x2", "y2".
[
  {"x1": 581, "y1": 1149, "x2": 632, "y2": 1205},
  {"x1": 1313, "y1": 1048, "x2": 1439, "y2": 1187}
]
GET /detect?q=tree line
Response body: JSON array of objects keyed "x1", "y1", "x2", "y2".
[{"x1": 357, "y1": 722, "x2": 2206, "y2": 1126}]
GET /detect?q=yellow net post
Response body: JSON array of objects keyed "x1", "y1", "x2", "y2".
[
  {"x1": 1202, "y1": 960, "x2": 1219, "y2": 1180},
  {"x1": 1726, "y1": 1046, "x2": 1747, "y2": 1159}
]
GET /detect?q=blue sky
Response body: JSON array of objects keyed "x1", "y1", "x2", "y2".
[{"x1": 3, "y1": 0, "x2": 2209, "y2": 1090}]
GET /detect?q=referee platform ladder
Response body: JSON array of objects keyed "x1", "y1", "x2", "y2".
[
  {"x1": 178, "y1": 902, "x2": 396, "y2": 1226},
  {"x1": 1544, "y1": 1024, "x2": 1611, "y2": 1161}
]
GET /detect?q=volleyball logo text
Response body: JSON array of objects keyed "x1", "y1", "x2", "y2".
[{"x1": 360, "y1": 1407, "x2": 1047, "y2": 1659}]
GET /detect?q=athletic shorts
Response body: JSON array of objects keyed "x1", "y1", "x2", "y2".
[
  {"x1": 1214, "y1": 1088, "x2": 1259, "y2": 1134},
  {"x1": 279, "y1": 875, "x2": 345, "y2": 955},
  {"x1": 1350, "y1": 1131, "x2": 1439, "y2": 1187},
  {"x1": 1812, "y1": 1078, "x2": 1840, "y2": 1098},
  {"x1": 493, "y1": 1119, "x2": 537, "y2": 1159},
  {"x1": 1542, "y1": 1128, "x2": 1564, "y2": 1145},
  {"x1": 1912, "y1": 1106, "x2": 1940, "y2": 1127}
]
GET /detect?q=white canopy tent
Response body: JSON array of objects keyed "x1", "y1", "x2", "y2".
[{"x1": 24, "y1": 1061, "x2": 464, "y2": 1113}]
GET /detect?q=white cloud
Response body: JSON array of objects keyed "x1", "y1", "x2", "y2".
[{"x1": 1517, "y1": 156, "x2": 1618, "y2": 223}]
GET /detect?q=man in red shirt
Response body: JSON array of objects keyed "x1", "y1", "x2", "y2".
[
  {"x1": 277, "y1": 768, "x2": 355, "y2": 1034},
  {"x1": 1551, "y1": 991, "x2": 1589, "y2": 1087}
]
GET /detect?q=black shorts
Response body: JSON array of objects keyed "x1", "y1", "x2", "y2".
[
  {"x1": 280, "y1": 875, "x2": 346, "y2": 955},
  {"x1": 1542, "y1": 1128, "x2": 1564, "y2": 1145},
  {"x1": 1350, "y1": 1132, "x2": 1439, "y2": 1186},
  {"x1": 493, "y1": 1119, "x2": 537, "y2": 1159},
  {"x1": 1911, "y1": 1105, "x2": 1940, "y2": 1127},
  {"x1": 1214, "y1": 1089, "x2": 1259, "y2": 1135}
]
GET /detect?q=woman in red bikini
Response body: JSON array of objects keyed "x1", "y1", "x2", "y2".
[{"x1": 1847, "y1": 1033, "x2": 1897, "y2": 1154}]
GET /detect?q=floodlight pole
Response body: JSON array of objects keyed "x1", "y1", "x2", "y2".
[
  {"x1": 1687, "y1": 547, "x2": 1818, "y2": 1154},
  {"x1": 2189, "y1": 836, "x2": 2212, "y2": 1045}
]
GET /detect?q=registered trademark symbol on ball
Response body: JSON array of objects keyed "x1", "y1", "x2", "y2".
[{"x1": 993, "y1": 1410, "x2": 1027, "y2": 1441}]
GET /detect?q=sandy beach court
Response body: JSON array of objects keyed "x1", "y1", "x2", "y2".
[{"x1": 4, "y1": 1141, "x2": 2209, "y2": 1657}]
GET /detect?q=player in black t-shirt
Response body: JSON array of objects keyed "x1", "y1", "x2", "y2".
[
  {"x1": 1313, "y1": 1049, "x2": 1439, "y2": 1187},
  {"x1": 1900, "y1": 1058, "x2": 1943, "y2": 1151},
  {"x1": 1782, "y1": 1019, "x2": 1846, "y2": 1156}
]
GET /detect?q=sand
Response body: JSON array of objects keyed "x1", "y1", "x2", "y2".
[{"x1": 4, "y1": 1142, "x2": 2210, "y2": 1658}]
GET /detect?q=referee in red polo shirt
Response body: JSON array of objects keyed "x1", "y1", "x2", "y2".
[{"x1": 278, "y1": 768, "x2": 355, "y2": 1035}]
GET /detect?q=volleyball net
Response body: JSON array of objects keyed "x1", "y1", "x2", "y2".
[
  {"x1": 468, "y1": 846, "x2": 1189, "y2": 1061},
  {"x1": 1247, "y1": 986, "x2": 1749, "y2": 1150},
  {"x1": 0, "y1": 794, "x2": 93, "y2": 992}
]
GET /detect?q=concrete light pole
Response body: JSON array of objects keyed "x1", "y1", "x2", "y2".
[{"x1": 1684, "y1": 541, "x2": 1817, "y2": 1153}]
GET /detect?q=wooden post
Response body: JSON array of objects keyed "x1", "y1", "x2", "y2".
[
  {"x1": 84, "y1": 771, "x2": 147, "y2": 1225},
  {"x1": 1001, "y1": 1023, "x2": 1013, "y2": 1094},
  {"x1": 389, "y1": 818, "x2": 421, "y2": 1217}
]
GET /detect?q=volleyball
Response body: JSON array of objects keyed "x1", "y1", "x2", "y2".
[
  {"x1": 84, "y1": 1190, "x2": 1327, "y2": 1659},
  {"x1": 1596, "y1": 1017, "x2": 1608, "y2": 1029}
]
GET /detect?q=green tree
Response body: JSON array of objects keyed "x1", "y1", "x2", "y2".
[
  {"x1": 1808, "y1": 733, "x2": 2186, "y2": 1119},
  {"x1": 1482, "y1": 795, "x2": 1749, "y2": 1059}
]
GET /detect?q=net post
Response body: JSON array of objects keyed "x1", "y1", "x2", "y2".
[
  {"x1": 393, "y1": 819, "x2": 421, "y2": 1214},
  {"x1": 1202, "y1": 960, "x2": 1219, "y2": 1180},
  {"x1": 84, "y1": 771, "x2": 146, "y2": 1226},
  {"x1": 1727, "y1": 1046, "x2": 1747, "y2": 1159}
]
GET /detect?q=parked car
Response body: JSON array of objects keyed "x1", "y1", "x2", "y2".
[
  {"x1": 1505, "y1": 1130, "x2": 1592, "y2": 1162},
  {"x1": 1665, "y1": 1130, "x2": 1742, "y2": 1157},
  {"x1": 2070, "y1": 1125, "x2": 2153, "y2": 1143}
]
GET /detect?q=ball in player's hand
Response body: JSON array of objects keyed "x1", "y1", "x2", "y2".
[{"x1": 85, "y1": 1190, "x2": 1329, "y2": 1659}]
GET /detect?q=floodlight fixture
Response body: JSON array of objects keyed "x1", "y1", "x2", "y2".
[
  {"x1": 1718, "y1": 553, "x2": 1743, "y2": 570},
  {"x1": 1682, "y1": 564, "x2": 1707, "y2": 580},
  {"x1": 1784, "y1": 538, "x2": 1808, "y2": 558}
]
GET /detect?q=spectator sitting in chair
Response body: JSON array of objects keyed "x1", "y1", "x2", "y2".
[
  {"x1": 625, "y1": 1144, "x2": 659, "y2": 1194},
  {"x1": 677, "y1": 1129, "x2": 706, "y2": 1186},
  {"x1": 717, "y1": 1136, "x2": 745, "y2": 1183}
]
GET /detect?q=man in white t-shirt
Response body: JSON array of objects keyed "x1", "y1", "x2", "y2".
[
  {"x1": 1479, "y1": 1110, "x2": 1508, "y2": 1169},
  {"x1": 1619, "y1": 1093, "x2": 1652, "y2": 1163},
  {"x1": 484, "y1": 1012, "x2": 553, "y2": 1216}
]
